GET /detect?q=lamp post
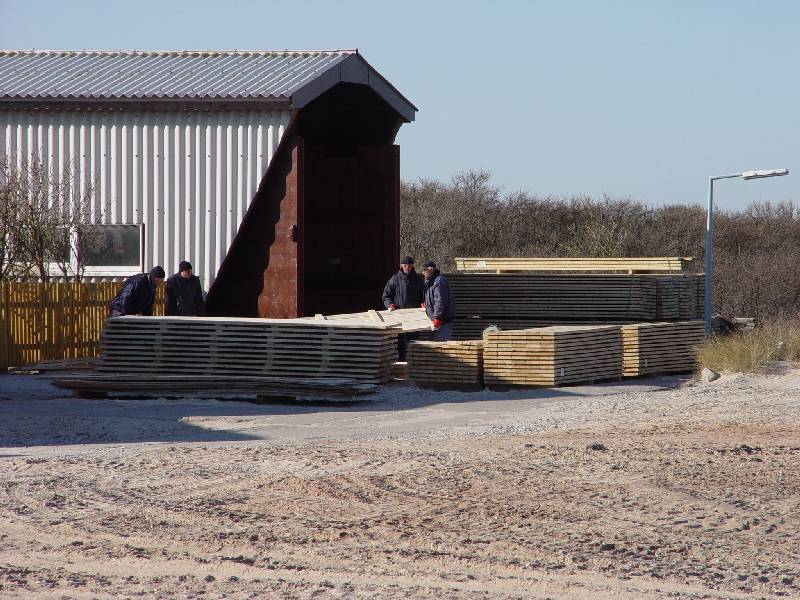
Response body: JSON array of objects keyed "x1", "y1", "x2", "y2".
[{"x1": 705, "y1": 168, "x2": 789, "y2": 334}]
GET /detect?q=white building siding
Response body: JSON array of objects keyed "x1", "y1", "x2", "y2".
[{"x1": 0, "y1": 107, "x2": 291, "y2": 289}]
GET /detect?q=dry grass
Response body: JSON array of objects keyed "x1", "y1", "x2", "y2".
[{"x1": 696, "y1": 321, "x2": 800, "y2": 373}]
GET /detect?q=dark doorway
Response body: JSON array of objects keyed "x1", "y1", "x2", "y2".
[{"x1": 302, "y1": 144, "x2": 399, "y2": 315}]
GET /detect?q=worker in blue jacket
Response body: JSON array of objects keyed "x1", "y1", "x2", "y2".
[
  {"x1": 382, "y1": 256, "x2": 424, "y2": 310},
  {"x1": 109, "y1": 266, "x2": 165, "y2": 317},
  {"x1": 421, "y1": 261, "x2": 456, "y2": 341}
]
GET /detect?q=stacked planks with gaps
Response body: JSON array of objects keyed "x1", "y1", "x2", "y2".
[
  {"x1": 51, "y1": 373, "x2": 378, "y2": 399},
  {"x1": 303, "y1": 307, "x2": 433, "y2": 332},
  {"x1": 620, "y1": 321, "x2": 706, "y2": 377},
  {"x1": 97, "y1": 316, "x2": 399, "y2": 384},
  {"x1": 455, "y1": 257, "x2": 693, "y2": 273},
  {"x1": 483, "y1": 325, "x2": 622, "y2": 387},
  {"x1": 448, "y1": 274, "x2": 658, "y2": 320},
  {"x1": 407, "y1": 340, "x2": 483, "y2": 389}
]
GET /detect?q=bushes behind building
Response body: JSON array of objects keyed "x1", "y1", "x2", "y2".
[{"x1": 401, "y1": 170, "x2": 800, "y2": 321}]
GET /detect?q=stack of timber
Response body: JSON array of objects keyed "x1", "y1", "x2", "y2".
[
  {"x1": 448, "y1": 274, "x2": 658, "y2": 320},
  {"x1": 452, "y1": 318, "x2": 634, "y2": 341},
  {"x1": 304, "y1": 307, "x2": 432, "y2": 332},
  {"x1": 97, "y1": 316, "x2": 398, "y2": 384},
  {"x1": 50, "y1": 373, "x2": 376, "y2": 399},
  {"x1": 483, "y1": 325, "x2": 622, "y2": 387},
  {"x1": 407, "y1": 340, "x2": 484, "y2": 388},
  {"x1": 620, "y1": 321, "x2": 706, "y2": 377},
  {"x1": 652, "y1": 275, "x2": 702, "y2": 320},
  {"x1": 455, "y1": 257, "x2": 693, "y2": 273}
]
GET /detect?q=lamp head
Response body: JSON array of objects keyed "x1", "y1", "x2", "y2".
[{"x1": 742, "y1": 169, "x2": 789, "y2": 180}]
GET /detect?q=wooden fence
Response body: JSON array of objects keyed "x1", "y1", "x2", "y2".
[{"x1": 0, "y1": 282, "x2": 164, "y2": 370}]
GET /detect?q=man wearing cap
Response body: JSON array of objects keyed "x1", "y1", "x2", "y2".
[
  {"x1": 421, "y1": 261, "x2": 457, "y2": 341},
  {"x1": 109, "y1": 266, "x2": 166, "y2": 317},
  {"x1": 382, "y1": 256, "x2": 425, "y2": 360},
  {"x1": 382, "y1": 256, "x2": 425, "y2": 312},
  {"x1": 165, "y1": 261, "x2": 205, "y2": 317}
]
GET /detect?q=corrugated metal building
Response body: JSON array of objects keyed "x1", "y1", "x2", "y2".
[{"x1": 0, "y1": 50, "x2": 416, "y2": 316}]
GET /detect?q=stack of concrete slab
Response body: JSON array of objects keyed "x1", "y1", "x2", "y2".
[
  {"x1": 407, "y1": 340, "x2": 483, "y2": 388},
  {"x1": 483, "y1": 325, "x2": 622, "y2": 387},
  {"x1": 620, "y1": 321, "x2": 706, "y2": 377},
  {"x1": 98, "y1": 316, "x2": 399, "y2": 383}
]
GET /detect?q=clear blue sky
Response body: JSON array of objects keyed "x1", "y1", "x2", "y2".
[{"x1": 2, "y1": 0, "x2": 797, "y2": 209}]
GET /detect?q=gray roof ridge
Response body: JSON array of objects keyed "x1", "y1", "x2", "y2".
[{"x1": 0, "y1": 49, "x2": 358, "y2": 56}]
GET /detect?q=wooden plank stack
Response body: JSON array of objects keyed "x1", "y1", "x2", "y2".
[
  {"x1": 303, "y1": 307, "x2": 433, "y2": 332},
  {"x1": 483, "y1": 325, "x2": 622, "y2": 387},
  {"x1": 452, "y1": 318, "x2": 634, "y2": 341},
  {"x1": 50, "y1": 373, "x2": 377, "y2": 399},
  {"x1": 620, "y1": 321, "x2": 706, "y2": 377},
  {"x1": 448, "y1": 274, "x2": 658, "y2": 320},
  {"x1": 407, "y1": 340, "x2": 484, "y2": 388},
  {"x1": 455, "y1": 257, "x2": 693, "y2": 273},
  {"x1": 97, "y1": 316, "x2": 399, "y2": 384},
  {"x1": 652, "y1": 275, "x2": 702, "y2": 320}
]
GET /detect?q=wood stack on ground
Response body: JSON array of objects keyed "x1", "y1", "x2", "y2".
[
  {"x1": 652, "y1": 275, "x2": 703, "y2": 320},
  {"x1": 50, "y1": 373, "x2": 376, "y2": 400},
  {"x1": 448, "y1": 274, "x2": 658, "y2": 320},
  {"x1": 483, "y1": 325, "x2": 622, "y2": 387},
  {"x1": 97, "y1": 316, "x2": 399, "y2": 384},
  {"x1": 620, "y1": 321, "x2": 706, "y2": 377},
  {"x1": 455, "y1": 257, "x2": 693, "y2": 273},
  {"x1": 304, "y1": 307, "x2": 433, "y2": 332},
  {"x1": 407, "y1": 340, "x2": 484, "y2": 389}
]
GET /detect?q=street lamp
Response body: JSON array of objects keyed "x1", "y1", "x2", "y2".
[{"x1": 705, "y1": 168, "x2": 790, "y2": 334}]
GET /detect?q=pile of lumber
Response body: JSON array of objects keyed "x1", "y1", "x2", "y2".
[
  {"x1": 408, "y1": 340, "x2": 484, "y2": 388},
  {"x1": 448, "y1": 274, "x2": 658, "y2": 320},
  {"x1": 653, "y1": 275, "x2": 703, "y2": 320},
  {"x1": 451, "y1": 318, "x2": 633, "y2": 341},
  {"x1": 620, "y1": 321, "x2": 706, "y2": 377},
  {"x1": 455, "y1": 257, "x2": 693, "y2": 273},
  {"x1": 97, "y1": 316, "x2": 399, "y2": 384},
  {"x1": 50, "y1": 373, "x2": 376, "y2": 400},
  {"x1": 483, "y1": 325, "x2": 622, "y2": 387},
  {"x1": 303, "y1": 307, "x2": 433, "y2": 332}
]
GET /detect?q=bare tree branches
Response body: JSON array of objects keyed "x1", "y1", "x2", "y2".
[
  {"x1": 0, "y1": 154, "x2": 98, "y2": 281},
  {"x1": 401, "y1": 170, "x2": 800, "y2": 320}
]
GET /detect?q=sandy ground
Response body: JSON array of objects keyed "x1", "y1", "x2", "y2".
[{"x1": 0, "y1": 371, "x2": 798, "y2": 599}]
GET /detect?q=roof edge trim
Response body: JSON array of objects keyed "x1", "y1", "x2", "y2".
[{"x1": 290, "y1": 54, "x2": 416, "y2": 122}]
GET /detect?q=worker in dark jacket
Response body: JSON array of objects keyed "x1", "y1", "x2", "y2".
[
  {"x1": 421, "y1": 261, "x2": 457, "y2": 341},
  {"x1": 382, "y1": 256, "x2": 424, "y2": 310},
  {"x1": 382, "y1": 256, "x2": 425, "y2": 360},
  {"x1": 165, "y1": 261, "x2": 205, "y2": 316},
  {"x1": 109, "y1": 266, "x2": 165, "y2": 317}
]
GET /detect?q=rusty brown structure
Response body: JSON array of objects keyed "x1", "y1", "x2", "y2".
[{"x1": 205, "y1": 66, "x2": 415, "y2": 318}]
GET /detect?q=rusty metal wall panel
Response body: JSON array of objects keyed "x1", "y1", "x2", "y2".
[
  {"x1": 257, "y1": 139, "x2": 303, "y2": 318},
  {"x1": 0, "y1": 106, "x2": 291, "y2": 290}
]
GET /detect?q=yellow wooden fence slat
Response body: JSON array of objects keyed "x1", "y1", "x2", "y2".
[{"x1": 0, "y1": 281, "x2": 166, "y2": 370}]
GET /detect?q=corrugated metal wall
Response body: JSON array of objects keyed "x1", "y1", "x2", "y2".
[{"x1": 0, "y1": 107, "x2": 291, "y2": 289}]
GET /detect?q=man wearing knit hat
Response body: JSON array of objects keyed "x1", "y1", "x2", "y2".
[
  {"x1": 109, "y1": 266, "x2": 166, "y2": 317},
  {"x1": 165, "y1": 260, "x2": 205, "y2": 316}
]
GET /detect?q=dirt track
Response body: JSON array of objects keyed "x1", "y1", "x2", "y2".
[{"x1": 1, "y1": 371, "x2": 799, "y2": 599}]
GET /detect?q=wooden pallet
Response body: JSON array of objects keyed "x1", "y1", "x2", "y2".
[
  {"x1": 620, "y1": 321, "x2": 706, "y2": 377},
  {"x1": 407, "y1": 340, "x2": 484, "y2": 388},
  {"x1": 97, "y1": 316, "x2": 399, "y2": 383},
  {"x1": 483, "y1": 325, "x2": 622, "y2": 387},
  {"x1": 50, "y1": 373, "x2": 377, "y2": 400},
  {"x1": 448, "y1": 274, "x2": 658, "y2": 320},
  {"x1": 455, "y1": 257, "x2": 693, "y2": 273}
]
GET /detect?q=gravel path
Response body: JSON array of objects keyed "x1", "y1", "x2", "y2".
[{"x1": 0, "y1": 371, "x2": 798, "y2": 598}]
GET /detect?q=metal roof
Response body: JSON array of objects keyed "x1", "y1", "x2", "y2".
[{"x1": 0, "y1": 50, "x2": 416, "y2": 121}]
